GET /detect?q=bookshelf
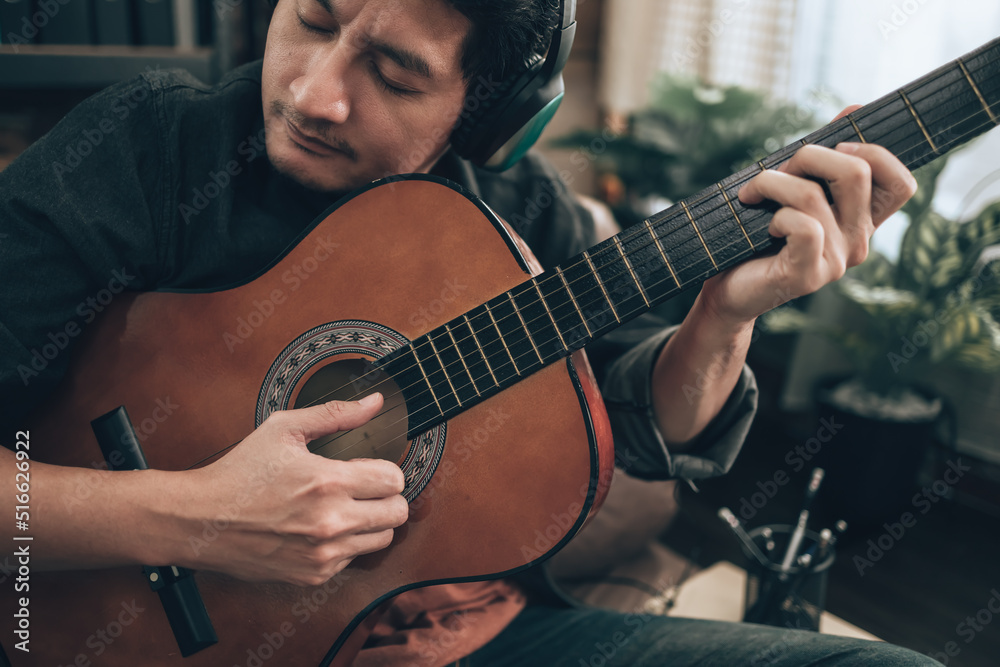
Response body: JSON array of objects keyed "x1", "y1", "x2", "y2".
[
  {"x1": 0, "y1": 0, "x2": 251, "y2": 89},
  {"x1": 0, "y1": 44, "x2": 219, "y2": 88}
]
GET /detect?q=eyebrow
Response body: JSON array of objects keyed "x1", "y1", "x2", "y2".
[{"x1": 312, "y1": 0, "x2": 433, "y2": 79}]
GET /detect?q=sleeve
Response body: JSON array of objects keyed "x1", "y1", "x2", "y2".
[
  {"x1": 595, "y1": 322, "x2": 758, "y2": 481},
  {"x1": 473, "y1": 152, "x2": 757, "y2": 481},
  {"x1": 0, "y1": 76, "x2": 168, "y2": 433}
]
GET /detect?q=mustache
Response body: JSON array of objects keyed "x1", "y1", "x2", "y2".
[{"x1": 272, "y1": 100, "x2": 358, "y2": 161}]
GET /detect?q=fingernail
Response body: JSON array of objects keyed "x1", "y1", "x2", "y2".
[
  {"x1": 359, "y1": 393, "x2": 381, "y2": 407},
  {"x1": 837, "y1": 142, "x2": 860, "y2": 153}
]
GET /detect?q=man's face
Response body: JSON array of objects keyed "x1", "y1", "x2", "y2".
[{"x1": 262, "y1": 0, "x2": 471, "y2": 193}]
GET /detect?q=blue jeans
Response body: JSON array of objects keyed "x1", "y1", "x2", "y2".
[{"x1": 461, "y1": 605, "x2": 942, "y2": 666}]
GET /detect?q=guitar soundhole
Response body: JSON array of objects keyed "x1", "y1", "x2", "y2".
[{"x1": 293, "y1": 358, "x2": 409, "y2": 465}]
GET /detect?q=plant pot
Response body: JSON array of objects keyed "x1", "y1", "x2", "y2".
[{"x1": 810, "y1": 376, "x2": 944, "y2": 530}]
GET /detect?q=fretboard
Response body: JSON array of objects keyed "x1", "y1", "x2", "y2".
[{"x1": 381, "y1": 36, "x2": 1000, "y2": 438}]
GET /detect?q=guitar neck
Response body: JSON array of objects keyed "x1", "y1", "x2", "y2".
[{"x1": 381, "y1": 35, "x2": 1000, "y2": 438}]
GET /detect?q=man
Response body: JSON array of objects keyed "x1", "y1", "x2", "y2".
[{"x1": 0, "y1": 0, "x2": 939, "y2": 664}]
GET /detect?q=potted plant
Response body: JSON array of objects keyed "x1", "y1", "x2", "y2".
[
  {"x1": 762, "y1": 155, "x2": 1000, "y2": 525},
  {"x1": 551, "y1": 73, "x2": 822, "y2": 223}
]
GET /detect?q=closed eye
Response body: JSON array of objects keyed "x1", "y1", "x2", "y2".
[
  {"x1": 368, "y1": 62, "x2": 418, "y2": 97},
  {"x1": 297, "y1": 15, "x2": 330, "y2": 34}
]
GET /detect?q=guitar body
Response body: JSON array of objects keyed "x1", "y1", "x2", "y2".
[{"x1": 5, "y1": 178, "x2": 614, "y2": 665}]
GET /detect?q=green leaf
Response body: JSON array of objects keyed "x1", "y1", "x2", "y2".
[
  {"x1": 952, "y1": 343, "x2": 1000, "y2": 371},
  {"x1": 551, "y1": 73, "x2": 820, "y2": 202},
  {"x1": 848, "y1": 251, "x2": 895, "y2": 286},
  {"x1": 897, "y1": 211, "x2": 965, "y2": 293},
  {"x1": 760, "y1": 307, "x2": 815, "y2": 333},
  {"x1": 901, "y1": 156, "x2": 951, "y2": 220}
]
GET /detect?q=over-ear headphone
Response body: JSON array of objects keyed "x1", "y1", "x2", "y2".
[
  {"x1": 450, "y1": 0, "x2": 577, "y2": 171},
  {"x1": 265, "y1": 0, "x2": 576, "y2": 172}
]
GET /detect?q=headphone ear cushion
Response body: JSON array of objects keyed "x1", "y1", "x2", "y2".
[{"x1": 450, "y1": 53, "x2": 545, "y2": 160}]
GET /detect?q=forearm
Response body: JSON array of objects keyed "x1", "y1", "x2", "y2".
[
  {"x1": 651, "y1": 292, "x2": 755, "y2": 446},
  {"x1": 3, "y1": 398, "x2": 408, "y2": 586},
  {"x1": 3, "y1": 446, "x2": 188, "y2": 571}
]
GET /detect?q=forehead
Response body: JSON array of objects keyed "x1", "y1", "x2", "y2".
[{"x1": 313, "y1": 0, "x2": 471, "y2": 82}]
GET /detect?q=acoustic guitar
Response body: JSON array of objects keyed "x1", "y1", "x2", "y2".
[{"x1": 4, "y1": 35, "x2": 1000, "y2": 667}]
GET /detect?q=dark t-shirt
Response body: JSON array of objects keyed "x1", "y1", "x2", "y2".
[{"x1": 0, "y1": 60, "x2": 756, "y2": 481}]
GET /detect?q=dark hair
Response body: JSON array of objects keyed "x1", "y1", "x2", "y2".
[{"x1": 445, "y1": 0, "x2": 560, "y2": 85}]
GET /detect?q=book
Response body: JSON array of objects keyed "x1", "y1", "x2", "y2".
[
  {"x1": 38, "y1": 0, "x2": 93, "y2": 44},
  {"x1": 135, "y1": 0, "x2": 174, "y2": 45},
  {"x1": 93, "y1": 0, "x2": 133, "y2": 44},
  {"x1": 0, "y1": 0, "x2": 33, "y2": 45}
]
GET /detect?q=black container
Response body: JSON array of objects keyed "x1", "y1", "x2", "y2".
[{"x1": 743, "y1": 525, "x2": 834, "y2": 632}]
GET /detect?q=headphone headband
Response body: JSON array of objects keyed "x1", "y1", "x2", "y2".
[{"x1": 450, "y1": 0, "x2": 576, "y2": 171}]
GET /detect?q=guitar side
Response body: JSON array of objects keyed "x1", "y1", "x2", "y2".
[{"x1": 3, "y1": 177, "x2": 613, "y2": 666}]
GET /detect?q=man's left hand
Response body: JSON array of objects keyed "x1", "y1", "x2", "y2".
[{"x1": 697, "y1": 105, "x2": 918, "y2": 327}]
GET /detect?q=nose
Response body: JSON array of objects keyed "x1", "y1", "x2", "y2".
[{"x1": 289, "y1": 44, "x2": 353, "y2": 126}]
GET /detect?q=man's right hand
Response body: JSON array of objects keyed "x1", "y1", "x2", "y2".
[
  {"x1": 167, "y1": 393, "x2": 409, "y2": 586},
  {"x1": 7, "y1": 394, "x2": 406, "y2": 585}
]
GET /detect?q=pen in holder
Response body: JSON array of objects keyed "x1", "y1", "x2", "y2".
[{"x1": 742, "y1": 525, "x2": 834, "y2": 632}]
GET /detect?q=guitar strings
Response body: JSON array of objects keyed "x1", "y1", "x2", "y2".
[
  {"x1": 303, "y1": 56, "x2": 1000, "y2": 418},
  {"x1": 304, "y1": 81, "x2": 1000, "y2": 461},
  {"x1": 298, "y1": 64, "x2": 1000, "y2": 459},
  {"x1": 304, "y1": 61, "x2": 1000, "y2": 417},
  {"x1": 186, "y1": 58, "x2": 1000, "y2": 467}
]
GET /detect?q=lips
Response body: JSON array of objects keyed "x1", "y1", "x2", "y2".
[{"x1": 285, "y1": 119, "x2": 342, "y2": 157}]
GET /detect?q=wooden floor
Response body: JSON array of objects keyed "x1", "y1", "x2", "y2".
[{"x1": 661, "y1": 405, "x2": 1000, "y2": 667}]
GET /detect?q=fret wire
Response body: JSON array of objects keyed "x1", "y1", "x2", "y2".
[
  {"x1": 642, "y1": 219, "x2": 682, "y2": 286},
  {"x1": 848, "y1": 115, "x2": 868, "y2": 143},
  {"x1": 838, "y1": 50, "x2": 1000, "y2": 145},
  {"x1": 486, "y1": 302, "x2": 521, "y2": 375},
  {"x1": 584, "y1": 250, "x2": 620, "y2": 324},
  {"x1": 444, "y1": 323, "x2": 480, "y2": 398},
  {"x1": 426, "y1": 334, "x2": 461, "y2": 408},
  {"x1": 507, "y1": 292, "x2": 544, "y2": 364},
  {"x1": 555, "y1": 268, "x2": 591, "y2": 338},
  {"x1": 958, "y1": 59, "x2": 999, "y2": 126},
  {"x1": 410, "y1": 344, "x2": 443, "y2": 415},
  {"x1": 681, "y1": 201, "x2": 718, "y2": 270},
  {"x1": 463, "y1": 314, "x2": 499, "y2": 388},
  {"x1": 715, "y1": 185, "x2": 754, "y2": 251},
  {"x1": 854, "y1": 53, "x2": 998, "y2": 142},
  {"x1": 531, "y1": 279, "x2": 568, "y2": 352},
  {"x1": 899, "y1": 90, "x2": 939, "y2": 154},
  {"x1": 895, "y1": 79, "x2": 1000, "y2": 165},
  {"x1": 613, "y1": 237, "x2": 651, "y2": 308}
]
